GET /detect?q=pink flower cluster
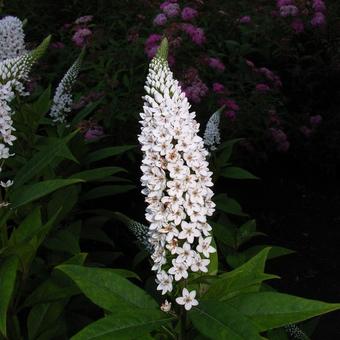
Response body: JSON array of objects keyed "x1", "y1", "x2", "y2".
[
  {"x1": 276, "y1": 0, "x2": 326, "y2": 33},
  {"x1": 311, "y1": 0, "x2": 326, "y2": 27},
  {"x1": 267, "y1": 109, "x2": 290, "y2": 152},
  {"x1": 181, "y1": 67, "x2": 208, "y2": 104},
  {"x1": 270, "y1": 127, "x2": 290, "y2": 152},
  {"x1": 207, "y1": 57, "x2": 225, "y2": 72},
  {"x1": 300, "y1": 114, "x2": 323, "y2": 138},
  {"x1": 218, "y1": 98, "x2": 240, "y2": 122},
  {"x1": 246, "y1": 60, "x2": 282, "y2": 93},
  {"x1": 70, "y1": 15, "x2": 93, "y2": 47}
]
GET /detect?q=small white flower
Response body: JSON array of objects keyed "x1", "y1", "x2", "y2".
[
  {"x1": 160, "y1": 300, "x2": 172, "y2": 312},
  {"x1": 196, "y1": 237, "x2": 216, "y2": 258},
  {"x1": 156, "y1": 271, "x2": 173, "y2": 295},
  {"x1": 0, "y1": 179, "x2": 14, "y2": 188},
  {"x1": 178, "y1": 221, "x2": 201, "y2": 244},
  {"x1": 176, "y1": 242, "x2": 196, "y2": 266},
  {"x1": 0, "y1": 201, "x2": 10, "y2": 208},
  {"x1": 191, "y1": 255, "x2": 210, "y2": 272},
  {"x1": 168, "y1": 259, "x2": 188, "y2": 281},
  {"x1": 203, "y1": 108, "x2": 222, "y2": 151},
  {"x1": 176, "y1": 288, "x2": 198, "y2": 310}
]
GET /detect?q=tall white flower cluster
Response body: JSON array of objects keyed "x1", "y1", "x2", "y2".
[
  {"x1": 203, "y1": 107, "x2": 223, "y2": 151},
  {"x1": 0, "y1": 36, "x2": 50, "y2": 204},
  {"x1": 139, "y1": 38, "x2": 216, "y2": 310},
  {"x1": 50, "y1": 55, "x2": 83, "y2": 124},
  {"x1": 0, "y1": 16, "x2": 26, "y2": 62}
]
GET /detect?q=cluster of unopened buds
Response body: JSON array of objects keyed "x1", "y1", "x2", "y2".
[{"x1": 139, "y1": 39, "x2": 216, "y2": 311}]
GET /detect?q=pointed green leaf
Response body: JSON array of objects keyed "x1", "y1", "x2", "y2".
[
  {"x1": 190, "y1": 301, "x2": 262, "y2": 340},
  {"x1": 57, "y1": 265, "x2": 158, "y2": 311},
  {"x1": 0, "y1": 256, "x2": 19, "y2": 337},
  {"x1": 85, "y1": 145, "x2": 136, "y2": 164},
  {"x1": 71, "y1": 307, "x2": 173, "y2": 340},
  {"x1": 226, "y1": 292, "x2": 340, "y2": 331},
  {"x1": 10, "y1": 179, "x2": 83, "y2": 208},
  {"x1": 70, "y1": 167, "x2": 126, "y2": 182},
  {"x1": 221, "y1": 167, "x2": 258, "y2": 180}
]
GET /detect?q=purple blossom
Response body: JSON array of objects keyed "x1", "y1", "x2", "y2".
[
  {"x1": 75, "y1": 15, "x2": 93, "y2": 25},
  {"x1": 225, "y1": 110, "x2": 236, "y2": 121},
  {"x1": 208, "y1": 57, "x2": 225, "y2": 72},
  {"x1": 219, "y1": 98, "x2": 240, "y2": 111},
  {"x1": 256, "y1": 83, "x2": 271, "y2": 92},
  {"x1": 311, "y1": 12, "x2": 326, "y2": 27},
  {"x1": 310, "y1": 114, "x2": 322, "y2": 126},
  {"x1": 181, "y1": 7, "x2": 198, "y2": 21},
  {"x1": 212, "y1": 83, "x2": 225, "y2": 94},
  {"x1": 153, "y1": 13, "x2": 167, "y2": 26},
  {"x1": 279, "y1": 5, "x2": 299, "y2": 17},
  {"x1": 163, "y1": 3, "x2": 180, "y2": 18},
  {"x1": 84, "y1": 125, "x2": 104, "y2": 140},
  {"x1": 51, "y1": 42, "x2": 65, "y2": 49},
  {"x1": 277, "y1": 0, "x2": 293, "y2": 6},
  {"x1": 312, "y1": 0, "x2": 326, "y2": 12},
  {"x1": 291, "y1": 19, "x2": 305, "y2": 33},
  {"x1": 300, "y1": 126, "x2": 313, "y2": 138},
  {"x1": 270, "y1": 127, "x2": 290, "y2": 152},
  {"x1": 239, "y1": 16, "x2": 252, "y2": 24},
  {"x1": 72, "y1": 28, "x2": 92, "y2": 47}
]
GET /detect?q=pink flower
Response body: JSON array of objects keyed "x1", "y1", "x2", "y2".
[
  {"x1": 291, "y1": 19, "x2": 305, "y2": 33},
  {"x1": 300, "y1": 126, "x2": 312, "y2": 138},
  {"x1": 84, "y1": 125, "x2": 104, "y2": 140},
  {"x1": 279, "y1": 5, "x2": 299, "y2": 17},
  {"x1": 160, "y1": 0, "x2": 178, "y2": 10},
  {"x1": 212, "y1": 83, "x2": 225, "y2": 94},
  {"x1": 311, "y1": 12, "x2": 326, "y2": 27},
  {"x1": 72, "y1": 28, "x2": 92, "y2": 47},
  {"x1": 239, "y1": 16, "x2": 251, "y2": 24},
  {"x1": 256, "y1": 83, "x2": 271, "y2": 92},
  {"x1": 145, "y1": 34, "x2": 162, "y2": 46},
  {"x1": 208, "y1": 57, "x2": 225, "y2": 72},
  {"x1": 162, "y1": 3, "x2": 180, "y2": 18},
  {"x1": 270, "y1": 128, "x2": 290, "y2": 151},
  {"x1": 181, "y1": 7, "x2": 198, "y2": 21},
  {"x1": 277, "y1": 0, "x2": 293, "y2": 6},
  {"x1": 51, "y1": 42, "x2": 65, "y2": 49},
  {"x1": 225, "y1": 110, "x2": 236, "y2": 121},
  {"x1": 245, "y1": 59, "x2": 255, "y2": 68},
  {"x1": 75, "y1": 15, "x2": 93, "y2": 25},
  {"x1": 153, "y1": 13, "x2": 167, "y2": 26},
  {"x1": 219, "y1": 98, "x2": 240, "y2": 111},
  {"x1": 310, "y1": 114, "x2": 322, "y2": 126},
  {"x1": 312, "y1": 0, "x2": 326, "y2": 12},
  {"x1": 259, "y1": 67, "x2": 275, "y2": 81},
  {"x1": 181, "y1": 68, "x2": 208, "y2": 104},
  {"x1": 191, "y1": 28, "x2": 206, "y2": 45}
]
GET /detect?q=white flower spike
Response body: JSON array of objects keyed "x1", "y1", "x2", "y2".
[
  {"x1": 139, "y1": 38, "x2": 216, "y2": 307},
  {"x1": 203, "y1": 105, "x2": 225, "y2": 152},
  {"x1": 50, "y1": 51, "x2": 84, "y2": 124}
]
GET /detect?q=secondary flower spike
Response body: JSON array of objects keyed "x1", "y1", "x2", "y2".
[
  {"x1": 139, "y1": 38, "x2": 216, "y2": 310},
  {"x1": 50, "y1": 50, "x2": 84, "y2": 124},
  {"x1": 203, "y1": 106, "x2": 225, "y2": 151},
  {"x1": 0, "y1": 16, "x2": 26, "y2": 62}
]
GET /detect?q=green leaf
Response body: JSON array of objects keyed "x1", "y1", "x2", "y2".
[
  {"x1": 10, "y1": 179, "x2": 84, "y2": 208},
  {"x1": 210, "y1": 221, "x2": 236, "y2": 248},
  {"x1": 9, "y1": 207, "x2": 42, "y2": 245},
  {"x1": 221, "y1": 167, "x2": 258, "y2": 180},
  {"x1": 236, "y1": 220, "x2": 265, "y2": 247},
  {"x1": 70, "y1": 167, "x2": 126, "y2": 182},
  {"x1": 13, "y1": 131, "x2": 78, "y2": 188},
  {"x1": 27, "y1": 301, "x2": 66, "y2": 340},
  {"x1": 81, "y1": 185, "x2": 135, "y2": 201},
  {"x1": 204, "y1": 248, "x2": 278, "y2": 301},
  {"x1": 71, "y1": 307, "x2": 173, "y2": 340},
  {"x1": 227, "y1": 245, "x2": 295, "y2": 268},
  {"x1": 45, "y1": 230, "x2": 80, "y2": 255},
  {"x1": 226, "y1": 292, "x2": 340, "y2": 331},
  {"x1": 85, "y1": 145, "x2": 136, "y2": 164},
  {"x1": 72, "y1": 99, "x2": 104, "y2": 126},
  {"x1": 190, "y1": 301, "x2": 262, "y2": 340},
  {"x1": 216, "y1": 139, "x2": 243, "y2": 167},
  {"x1": 57, "y1": 265, "x2": 158, "y2": 311},
  {"x1": 0, "y1": 256, "x2": 19, "y2": 337},
  {"x1": 214, "y1": 194, "x2": 247, "y2": 216}
]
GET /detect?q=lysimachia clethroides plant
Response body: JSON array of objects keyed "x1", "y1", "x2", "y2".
[{"x1": 139, "y1": 38, "x2": 216, "y2": 311}]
